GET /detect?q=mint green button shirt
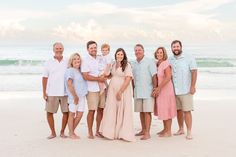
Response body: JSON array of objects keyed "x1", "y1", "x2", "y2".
[
  {"x1": 169, "y1": 53, "x2": 197, "y2": 95},
  {"x1": 131, "y1": 57, "x2": 157, "y2": 99}
]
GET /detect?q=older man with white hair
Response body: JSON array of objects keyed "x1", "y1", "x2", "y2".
[{"x1": 42, "y1": 42, "x2": 69, "y2": 139}]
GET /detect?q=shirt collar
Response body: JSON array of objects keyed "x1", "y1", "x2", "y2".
[
  {"x1": 135, "y1": 56, "x2": 145, "y2": 64},
  {"x1": 173, "y1": 52, "x2": 185, "y2": 60},
  {"x1": 52, "y1": 56, "x2": 65, "y2": 62},
  {"x1": 87, "y1": 54, "x2": 97, "y2": 60}
]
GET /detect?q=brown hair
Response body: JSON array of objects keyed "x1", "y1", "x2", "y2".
[
  {"x1": 115, "y1": 48, "x2": 128, "y2": 72},
  {"x1": 171, "y1": 40, "x2": 182, "y2": 48},
  {"x1": 134, "y1": 44, "x2": 144, "y2": 51},
  {"x1": 154, "y1": 47, "x2": 168, "y2": 61},
  {"x1": 86, "y1": 40, "x2": 97, "y2": 49},
  {"x1": 101, "y1": 43, "x2": 110, "y2": 51}
]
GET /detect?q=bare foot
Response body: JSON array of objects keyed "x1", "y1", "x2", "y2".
[
  {"x1": 173, "y1": 129, "x2": 184, "y2": 136},
  {"x1": 69, "y1": 134, "x2": 80, "y2": 139},
  {"x1": 88, "y1": 134, "x2": 95, "y2": 139},
  {"x1": 186, "y1": 132, "x2": 193, "y2": 140},
  {"x1": 88, "y1": 130, "x2": 95, "y2": 139},
  {"x1": 47, "y1": 134, "x2": 56, "y2": 140},
  {"x1": 156, "y1": 129, "x2": 165, "y2": 135},
  {"x1": 140, "y1": 134, "x2": 151, "y2": 140},
  {"x1": 60, "y1": 133, "x2": 68, "y2": 139},
  {"x1": 159, "y1": 132, "x2": 172, "y2": 138},
  {"x1": 186, "y1": 135, "x2": 193, "y2": 140},
  {"x1": 135, "y1": 131, "x2": 144, "y2": 136},
  {"x1": 95, "y1": 132, "x2": 104, "y2": 138},
  {"x1": 69, "y1": 133, "x2": 80, "y2": 139}
]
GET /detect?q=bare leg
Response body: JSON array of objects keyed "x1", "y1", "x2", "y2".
[
  {"x1": 47, "y1": 112, "x2": 56, "y2": 139},
  {"x1": 68, "y1": 112, "x2": 75, "y2": 135},
  {"x1": 141, "y1": 112, "x2": 152, "y2": 140},
  {"x1": 60, "y1": 112, "x2": 68, "y2": 138},
  {"x1": 73, "y1": 111, "x2": 83, "y2": 131},
  {"x1": 157, "y1": 121, "x2": 166, "y2": 135},
  {"x1": 166, "y1": 119, "x2": 172, "y2": 136},
  {"x1": 96, "y1": 108, "x2": 103, "y2": 137},
  {"x1": 174, "y1": 110, "x2": 185, "y2": 135},
  {"x1": 135, "y1": 112, "x2": 145, "y2": 136},
  {"x1": 73, "y1": 111, "x2": 83, "y2": 139},
  {"x1": 67, "y1": 112, "x2": 78, "y2": 139},
  {"x1": 87, "y1": 110, "x2": 95, "y2": 139},
  {"x1": 159, "y1": 119, "x2": 172, "y2": 137},
  {"x1": 184, "y1": 111, "x2": 193, "y2": 140}
]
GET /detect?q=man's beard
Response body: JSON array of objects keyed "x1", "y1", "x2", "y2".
[{"x1": 172, "y1": 49, "x2": 182, "y2": 56}]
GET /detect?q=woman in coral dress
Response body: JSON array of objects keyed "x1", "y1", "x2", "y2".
[
  {"x1": 99, "y1": 48, "x2": 136, "y2": 142},
  {"x1": 153, "y1": 47, "x2": 177, "y2": 137}
]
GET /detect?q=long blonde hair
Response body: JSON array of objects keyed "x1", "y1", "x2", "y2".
[{"x1": 68, "y1": 53, "x2": 81, "y2": 69}]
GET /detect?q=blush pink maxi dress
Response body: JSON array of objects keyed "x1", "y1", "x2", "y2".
[{"x1": 99, "y1": 63, "x2": 136, "y2": 142}]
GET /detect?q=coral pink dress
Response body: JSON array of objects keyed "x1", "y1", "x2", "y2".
[
  {"x1": 99, "y1": 63, "x2": 136, "y2": 142},
  {"x1": 154, "y1": 60, "x2": 177, "y2": 120}
]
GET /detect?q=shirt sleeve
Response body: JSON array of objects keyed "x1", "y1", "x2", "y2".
[
  {"x1": 124, "y1": 63, "x2": 133, "y2": 78},
  {"x1": 65, "y1": 68, "x2": 74, "y2": 81},
  {"x1": 42, "y1": 61, "x2": 49, "y2": 78},
  {"x1": 81, "y1": 58, "x2": 90, "y2": 73},
  {"x1": 162, "y1": 60, "x2": 171, "y2": 70},
  {"x1": 189, "y1": 55, "x2": 198, "y2": 70},
  {"x1": 149, "y1": 59, "x2": 157, "y2": 76}
]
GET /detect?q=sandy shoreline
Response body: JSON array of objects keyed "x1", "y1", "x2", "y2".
[{"x1": 0, "y1": 89, "x2": 235, "y2": 157}]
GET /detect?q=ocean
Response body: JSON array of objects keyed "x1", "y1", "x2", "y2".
[{"x1": 0, "y1": 44, "x2": 236, "y2": 91}]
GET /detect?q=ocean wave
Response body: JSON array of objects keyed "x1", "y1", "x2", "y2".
[
  {"x1": 0, "y1": 59, "x2": 44, "y2": 66},
  {"x1": 0, "y1": 58, "x2": 236, "y2": 68},
  {"x1": 199, "y1": 69, "x2": 236, "y2": 75},
  {"x1": 0, "y1": 73, "x2": 42, "y2": 75},
  {"x1": 196, "y1": 58, "x2": 236, "y2": 67}
]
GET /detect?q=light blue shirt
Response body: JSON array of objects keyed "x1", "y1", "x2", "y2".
[
  {"x1": 132, "y1": 57, "x2": 157, "y2": 99},
  {"x1": 65, "y1": 68, "x2": 88, "y2": 104},
  {"x1": 169, "y1": 53, "x2": 197, "y2": 96}
]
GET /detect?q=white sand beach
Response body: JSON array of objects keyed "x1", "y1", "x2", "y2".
[
  {"x1": 1, "y1": 0, "x2": 236, "y2": 156},
  {"x1": 0, "y1": 89, "x2": 235, "y2": 157}
]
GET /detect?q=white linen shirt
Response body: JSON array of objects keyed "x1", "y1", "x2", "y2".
[
  {"x1": 42, "y1": 57, "x2": 68, "y2": 96},
  {"x1": 81, "y1": 54, "x2": 100, "y2": 92}
]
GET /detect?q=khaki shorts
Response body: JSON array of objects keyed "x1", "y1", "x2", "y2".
[
  {"x1": 45, "y1": 96, "x2": 69, "y2": 113},
  {"x1": 134, "y1": 98, "x2": 154, "y2": 112},
  {"x1": 176, "y1": 94, "x2": 194, "y2": 111},
  {"x1": 86, "y1": 92, "x2": 105, "y2": 110}
]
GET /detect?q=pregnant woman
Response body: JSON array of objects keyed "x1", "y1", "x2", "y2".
[{"x1": 99, "y1": 48, "x2": 136, "y2": 142}]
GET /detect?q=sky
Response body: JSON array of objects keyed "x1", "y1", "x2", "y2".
[{"x1": 0, "y1": 0, "x2": 236, "y2": 46}]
